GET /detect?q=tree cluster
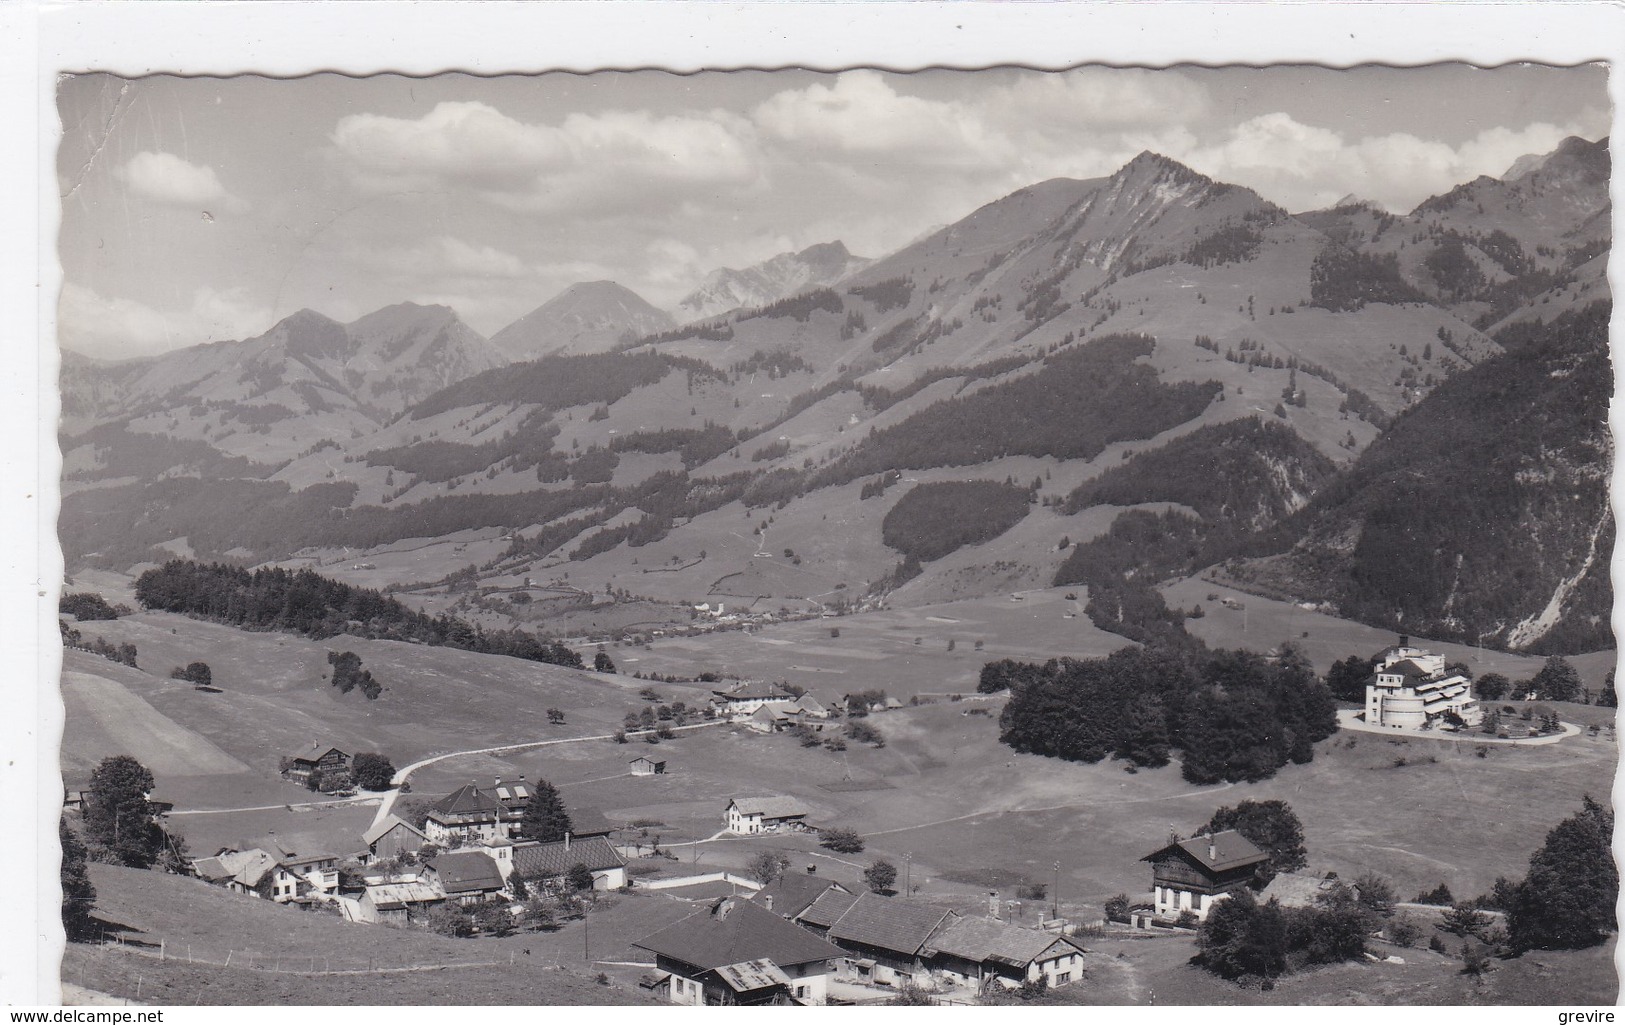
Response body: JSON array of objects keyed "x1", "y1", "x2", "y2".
[
  {"x1": 997, "y1": 644, "x2": 1338, "y2": 783},
  {"x1": 880, "y1": 481, "x2": 1032, "y2": 563},
  {"x1": 59, "y1": 592, "x2": 123, "y2": 621},
  {"x1": 134, "y1": 560, "x2": 583, "y2": 670},
  {"x1": 1195, "y1": 887, "x2": 1374, "y2": 982},
  {"x1": 327, "y1": 651, "x2": 382, "y2": 699},
  {"x1": 517, "y1": 779, "x2": 572, "y2": 843}
]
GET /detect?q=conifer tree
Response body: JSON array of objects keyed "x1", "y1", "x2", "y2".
[{"x1": 518, "y1": 779, "x2": 572, "y2": 843}]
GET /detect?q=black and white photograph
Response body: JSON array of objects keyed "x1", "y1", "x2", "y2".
[{"x1": 13, "y1": 2, "x2": 1622, "y2": 1012}]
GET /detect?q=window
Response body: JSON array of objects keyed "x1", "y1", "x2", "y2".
[
  {"x1": 1055, "y1": 972, "x2": 1070, "y2": 984},
  {"x1": 795, "y1": 985, "x2": 808, "y2": 998}
]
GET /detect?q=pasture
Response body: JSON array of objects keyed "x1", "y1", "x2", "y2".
[
  {"x1": 1164, "y1": 575, "x2": 1617, "y2": 690},
  {"x1": 65, "y1": 865, "x2": 653, "y2": 1005},
  {"x1": 411, "y1": 697, "x2": 1617, "y2": 913}
]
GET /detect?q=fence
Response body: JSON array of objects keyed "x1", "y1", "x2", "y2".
[
  {"x1": 88, "y1": 932, "x2": 558, "y2": 976},
  {"x1": 633, "y1": 871, "x2": 763, "y2": 892}
]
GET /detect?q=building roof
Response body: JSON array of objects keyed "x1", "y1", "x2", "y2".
[
  {"x1": 1260, "y1": 872, "x2": 1341, "y2": 909},
  {"x1": 827, "y1": 892, "x2": 956, "y2": 956},
  {"x1": 714, "y1": 682, "x2": 794, "y2": 701},
  {"x1": 427, "y1": 850, "x2": 505, "y2": 894},
  {"x1": 1380, "y1": 659, "x2": 1431, "y2": 680},
  {"x1": 565, "y1": 806, "x2": 616, "y2": 838},
  {"x1": 512, "y1": 835, "x2": 625, "y2": 879},
  {"x1": 797, "y1": 887, "x2": 860, "y2": 929},
  {"x1": 709, "y1": 959, "x2": 793, "y2": 994},
  {"x1": 751, "y1": 705, "x2": 793, "y2": 723},
  {"x1": 633, "y1": 897, "x2": 844, "y2": 971},
  {"x1": 492, "y1": 780, "x2": 531, "y2": 803},
  {"x1": 1140, "y1": 830, "x2": 1270, "y2": 874},
  {"x1": 364, "y1": 881, "x2": 442, "y2": 910},
  {"x1": 729, "y1": 796, "x2": 810, "y2": 820},
  {"x1": 925, "y1": 917, "x2": 1085, "y2": 967},
  {"x1": 287, "y1": 743, "x2": 347, "y2": 765},
  {"x1": 362, "y1": 814, "x2": 427, "y2": 847},
  {"x1": 228, "y1": 849, "x2": 280, "y2": 888},
  {"x1": 750, "y1": 873, "x2": 848, "y2": 919},
  {"x1": 430, "y1": 783, "x2": 506, "y2": 818},
  {"x1": 793, "y1": 693, "x2": 830, "y2": 715},
  {"x1": 629, "y1": 756, "x2": 665, "y2": 768}
]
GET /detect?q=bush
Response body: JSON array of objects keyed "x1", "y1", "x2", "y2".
[
  {"x1": 820, "y1": 827, "x2": 866, "y2": 854},
  {"x1": 1104, "y1": 894, "x2": 1131, "y2": 923},
  {"x1": 1414, "y1": 883, "x2": 1454, "y2": 906},
  {"x1": 1387, "y1": 914, "x2": 1423, "y2": 948},
  {"x1": 1429, "y1": 935, "x2": 1448, "y2": 954}
]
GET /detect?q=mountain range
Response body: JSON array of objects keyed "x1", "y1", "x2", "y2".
[{"x1": 58, "y1": 137, "x2": 1613, "y2": 654}]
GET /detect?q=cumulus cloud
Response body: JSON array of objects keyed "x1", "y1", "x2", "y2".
[
  {"x1": 117, "y1": 151, "x2": 248, "y2": 213},
  {"x1": 332, "y1": 101, "x2": 572, "y2": 190},
  {"x1": 753, "y1": 71, "x2": 1015, "y2": 170},
  {"x1": 1180, "y1": 113, "x2": 1595, "y2": 212},
  {"x1": 59, "y1": 283, "x2": 271, "y2": 359},
  {"x1": 331, "y1": 100, "x2": 763, "y2": 211}
]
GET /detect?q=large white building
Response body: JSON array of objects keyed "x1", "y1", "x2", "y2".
[{"x1": 1365, "y1": 635, "x2": 1481, "y2": 729}]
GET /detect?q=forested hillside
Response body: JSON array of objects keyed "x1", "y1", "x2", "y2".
[{"x1": 1227, "y1": 301, "x2": 1613, "y2": 652}]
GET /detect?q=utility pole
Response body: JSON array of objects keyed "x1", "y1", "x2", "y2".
[
  {"x1": 1052, "y1": 860, "x2": 1060, "y2": 920},
  {"x1": 904, "y1": 852, "x2": 912, "y2": 896}
]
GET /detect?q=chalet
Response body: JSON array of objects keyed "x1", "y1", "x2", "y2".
[
  {"x1": 1366, "y1": 635, "x2": 1481, "y2": 729},
  {"x1": 280, "y1": 744, "x2": 350, "y2": 787},
  {"x1": 1137, "y1": 830, "x2": 1269, "y2": 924},
  {"x1": 711, "y1": 682, "x2": 798, "y2": 717},
  {"x1": 924, "y1": 916, "x2": 1088, "y2": 990},
  {"x1": 192, "y1": 848, "x2": 278, "y2": 899},
  {"x1": 422, "y1": 780, "x2": 524, "y2": 844},
  {"x1": 726, "y1": 796, "x2": 811, "y2": 835},
  {"x1": 421, "y1": 850, "x2": 506, "y2": 905},
  {"x1": 362, "y1": 815, "x2": 428, "y2": 863},
  {"x1": 629, "y1": 756, "x2": 667, "y2": 776},
  {"x1": 632, "y1": 896, "x2": 846, "y2": 1006},
  {"x1": 508, "y1": 834, "x2": 628, "y2": 892},
  {"x1": 359, "y1": 880, "x2": 443, "y2": 925},
  {"x1": 749, "y1": 871, "x2": 853, "y2": 922},
  {"x1": 825, "y1": 891, "x2": 957, "y2": 987},
  {"x1": 270, "y1": 853, "x2": 341, "y2": 902}
]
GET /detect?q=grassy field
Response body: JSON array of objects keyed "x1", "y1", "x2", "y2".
[
  {"x1": 1033, "y1": 931, "x2": 1617, "y2": 1006},
  {"x1": 63, "y1": 865, "x2": 654, "y2": 1005},
  {"x1": 1165, "y1": 575, "x2": 1617, "y2": 691},
  {"x1": 407, "y1": 690, "x2": 1616, "y2": 913}
]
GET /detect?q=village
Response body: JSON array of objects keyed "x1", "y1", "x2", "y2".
[{"x1": 62, "y1": 627, "x2": 1613, "y2": 1007}]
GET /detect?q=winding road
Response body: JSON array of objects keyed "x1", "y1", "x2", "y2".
[{"x1": 369, "y1": 720, "x2": 728, "y2": 831}]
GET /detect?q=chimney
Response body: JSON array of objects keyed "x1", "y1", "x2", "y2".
[
  {"x1": 716, "y1": 898, "x2": 733, "y2": 920},
  {"x1": 764, "y1": 894, "x2": 774, "y2": 911},
  {"x1": 988, "y1": 891, "x2": 999, "y2": 921},
  {"x1": 806, "y1": 864, "x2": 817, "y2": 875},
  {"x1": 1208, "y1": 834, "x2": 1217, "y2": 862},
  {"x1": 564, "y1": 832, "x2": 571, "y2": 851}
]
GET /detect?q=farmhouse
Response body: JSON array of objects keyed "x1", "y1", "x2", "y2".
[
  {"x1": 421, "y1": 850, "x2": 506, "y2": 905},
  {"x1": 711, "y1": 682, "x2": 798, "y2": 717},
  {"x1": 190, "y1": 846, "x2": 339, "y2": 903},
  {"x1": 362, "y1": 815, "x2": 428, "y2": 863},
  {"x1": 359, "y1": 880, "x2": 443, "y2": 925},
  {"x1": 422, "y1": 780, "x2": 524, "y2": 844},
  {"x1": 825, "y1": 892, "x2": 958, "y2": 987},
  {"x1": 629, "y1": 756, "x2": 667, "y2": 776},
  {"x1": 1136, "y1": 831, "x2": 1269, "y2": 925},
  {"x1": 632, "y1": 896, "x2": 846, "y2": 1006},
  {"x1": 923, "y1": 917, "x2": 1088, "y2": 990},
  {"x1": 747, "y1": 704, "x2": 795, "y2": 733},
  {"x1": 726, "y1": 796, "x2": 812, "y2": 834},
  {"x1": 506, "y1": 834, "x2": 628, "y2": 892},
  {"x1": 792, "y1": 693, "x2": 832, "y2": 719},
  {"x1": 280, "y1": 744, "x2": 350, "y2": 786},
  {"x1": 1365, "y1": 635, "x2": 1481, "y2": 729},
  {"x1": 192, "y1": 848, "x2": 279, "y2": 899}
]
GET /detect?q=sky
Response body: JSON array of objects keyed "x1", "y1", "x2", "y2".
[{"x1": 55, "y1": 64, "x2": 1610, "y2": 360}]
